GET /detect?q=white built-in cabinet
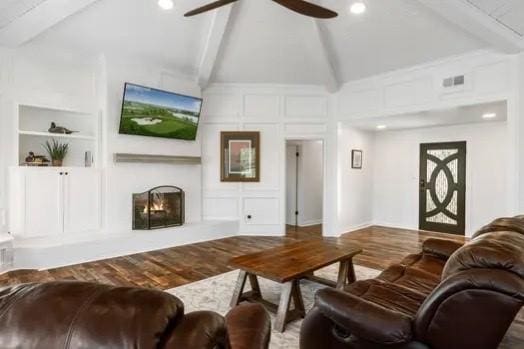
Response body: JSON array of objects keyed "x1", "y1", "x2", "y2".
[{"x1": 9, "y1": 167, "x2": 101, "y2": 239}]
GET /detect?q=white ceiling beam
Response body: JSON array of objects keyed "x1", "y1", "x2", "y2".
[
  {"x1": 417, "y1": 0, "x2": 523, "y2": 54},
  {"x1": 306, "y1": 20, "x2": 340, "y2": 93},
  {"x1": 197, "y1": 5, "x2": 236, "y2": 89},
  {"x1": 0, "y1": 0, "x2": 100, "y2": 47}
]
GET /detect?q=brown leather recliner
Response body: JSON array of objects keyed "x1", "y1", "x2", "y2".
[
  {"x1": 0, "y1": 281, "x2": 271, "y2": 349},
  {"x1": 300, "y1": 216, "x2": 524, "y2": 349}
]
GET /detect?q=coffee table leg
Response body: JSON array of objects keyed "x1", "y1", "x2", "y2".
[
  {"x1": 292, "y1": 280, "x2": 306, "y2": 318},
  {"x1": 337, "y1": 260, "x2": 350, "y2": 289},
  {"x1": 230, "y1": 270, "x2": 248, "y2": 307},
  {"x1": 275, "y1": 281, "x2": 294, "y2": 332},
  {"x1": 248, "y1": 274, "x2": 262, "y2": 299},
  {"x1": 347, "y1": 258, "x2": 356, "y2": 284}
]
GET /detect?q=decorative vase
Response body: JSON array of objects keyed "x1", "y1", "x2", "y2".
[{"x1": 52, "y1": 159, "x2": 63, "y2": 167}]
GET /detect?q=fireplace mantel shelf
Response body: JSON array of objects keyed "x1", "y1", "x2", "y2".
[{"x1": 114, "y1": 153, "x2": 201, "y2": 165}]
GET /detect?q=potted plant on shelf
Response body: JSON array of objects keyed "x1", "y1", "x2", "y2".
[{"x1": 43, "y1": 139, "x2": 69, "y2": 167}]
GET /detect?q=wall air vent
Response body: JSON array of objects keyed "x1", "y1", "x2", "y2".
[{"x1": 442, "y1": 75, "x2": 465, "y2": 88}]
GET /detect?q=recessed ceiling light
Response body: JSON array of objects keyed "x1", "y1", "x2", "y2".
[
  {"x1": 376, "y1": 125, "x2": 387, "y2": 130},
  {"x1": 158, "y1": 0, "x2": 174, "y2": 10},
  {"x1": 482, "y1": 112, "x2": 497, "y2": 119},
  {"x1": 350, "y1": 2, "x2": 366, "y2": 15}
]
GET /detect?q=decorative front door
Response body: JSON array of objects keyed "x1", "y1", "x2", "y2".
[{"x1": 419, "y1": 142, "x2": 466, "y2": 235}]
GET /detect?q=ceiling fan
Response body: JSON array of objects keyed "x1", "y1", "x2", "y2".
[{"x1": 184, "y1": 0, "x2": 338, "y2": 19}]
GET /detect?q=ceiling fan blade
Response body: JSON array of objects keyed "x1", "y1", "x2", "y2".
[
  {"x1": 185, "y1": 0, "x2": 239, "y2": 17},
  {"x1": 272, "y1": 0, "x2": 338, "y2": 18}
]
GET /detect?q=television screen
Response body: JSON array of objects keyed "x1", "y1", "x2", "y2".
[{"x1": 119, "y1": 83, "x2": 203, "y2": 141}]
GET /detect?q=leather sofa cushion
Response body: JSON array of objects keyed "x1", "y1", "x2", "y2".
[
  {"x1": 400, "y1": 253, "x2": 446, "y2": 278},
  {"x1": 378, "y1": 265, "x2": 441, "y2": 295},
  {"x1": 345, "y1": 279, "x2": 427, "y2": 317},
  {"x1": 0, "y1": 282, "x2": 184, "y2": 349}
]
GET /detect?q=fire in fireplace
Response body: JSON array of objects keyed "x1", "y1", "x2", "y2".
[{"x1": 133, "y1": 186, "x2": 185, "y2": 230}]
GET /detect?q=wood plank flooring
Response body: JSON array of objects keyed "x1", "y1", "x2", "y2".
[{"x1": 0, "y1": 225, "x2": 521, "y2": 348}]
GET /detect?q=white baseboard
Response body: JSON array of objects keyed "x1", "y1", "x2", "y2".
[
  {"x1": 298, "y1": 219, "x2": 323, "y2": 227},
  {"x1": 338, "y1": 221, "x2": 374, "y2": 235},
  {"x1": 12, "y1": 220, "x2": 239, "y2": 271},
  {"x1": 372, "y1": 221, "x2": 418, "y2": 231}
]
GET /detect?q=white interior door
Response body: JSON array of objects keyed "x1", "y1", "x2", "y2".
[
  {"x1": 24, "y1": 169, "x2": 62, "y2": 238},
  {"x1": 286, "y1": 145, "x2": 298, "y2": 226},
  {"x1": 63, "y1": 169, "x2": 101, "y2": 235}
]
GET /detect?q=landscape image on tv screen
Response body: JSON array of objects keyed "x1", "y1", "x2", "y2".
[{"x1": 119, "y1": 83, "x2": 203, "y2": 140}]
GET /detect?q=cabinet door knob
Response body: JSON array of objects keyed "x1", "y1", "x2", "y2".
[
  {"x1": 247, "y1": 215, "x2": 252, "y2": 220},
  {"x1": 59, "y1": 172, "x2": 63, "y2": 175}
]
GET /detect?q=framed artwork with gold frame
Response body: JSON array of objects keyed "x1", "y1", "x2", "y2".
[{"x1": 220, "y1": 131, "x2": 260, "y2": 182}]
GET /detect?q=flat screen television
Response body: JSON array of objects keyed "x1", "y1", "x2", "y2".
[{"x1": 119, "y1": 83, "x2": 203, "y2": 141}]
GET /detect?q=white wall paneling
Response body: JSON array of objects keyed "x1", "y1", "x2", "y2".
[
  {"x1": 202, "y1": 84, "x2": 333, "y2": 235},
  {"x1": 284, "y1": 95, "x2": 328, "y2": 119},
  {"x1": 203, "y1": 197, "x2": 239, "y2": 220},
  {"x1": 337, "y1": 51, "x2": 515, "y2": 120}
]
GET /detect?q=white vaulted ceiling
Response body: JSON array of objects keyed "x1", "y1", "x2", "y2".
[
  {"x1": 1, "y1": 0, "x2": 521, "y2": 87},
  {"x1": 466, "y1": 0, "x2": 524, "y2": 36}
]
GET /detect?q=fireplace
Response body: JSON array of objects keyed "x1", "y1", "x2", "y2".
[{"x1": 133, "y1": 186, "x2": 185, "y2": 230}]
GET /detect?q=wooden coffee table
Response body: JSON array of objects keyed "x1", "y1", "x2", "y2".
[{"x1": 229, "y1": 239, "x2": 362, "y2": 332}]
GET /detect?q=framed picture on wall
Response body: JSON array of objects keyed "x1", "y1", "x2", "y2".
[
  {"x1": 351, "y1": 149, "x2": 363, "y2": 169},
  {"x1": 221, "y1": 131, "x2": 260, "y2": 182}
]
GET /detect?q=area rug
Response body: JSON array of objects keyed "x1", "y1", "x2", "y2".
[{"x1": 167, "y1": 264, "x2": 381, "y2": 349}]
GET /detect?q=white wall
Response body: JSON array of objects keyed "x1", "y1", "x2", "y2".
[
  {"x1": 102, "y1": 56, "x2": 203, "y2": 235},
  {"x1": 201, "y1": 84, "x2": 337, "y2": 235},
  {"x1": 372, "y1": 122, "x2": 510, "y2": 236},
  {"x1": 0, "y1": 49, "x2": 207, "y2": 240},
  {"x1": 336, "y1": 127, "x2": 374, "y2": 233}
]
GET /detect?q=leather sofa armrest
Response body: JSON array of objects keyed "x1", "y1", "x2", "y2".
[
  {"x1": 315, "y1": 288, "x2": 413, "y2": 345},
  {"x1": 225, "y1": 303, "x2": 271, "y2": 349},
  {"x1": 164, "y1": 311, "x2": 227, "y2": 349},
  {"x1": 422, "y1": 238, "x2": 464, "y2": 260}
]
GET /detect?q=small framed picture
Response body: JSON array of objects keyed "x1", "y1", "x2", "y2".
[
  {"x1": 221, "y1": 131, "x2": 260, "y2": 182},
  {"x1": 351, "y1": 149, "x2": 363, "y2": 169}
]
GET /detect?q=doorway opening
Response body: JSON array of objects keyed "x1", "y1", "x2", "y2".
[{"x1": 285, "y1": 140, "x2": 324, "y2": 238}]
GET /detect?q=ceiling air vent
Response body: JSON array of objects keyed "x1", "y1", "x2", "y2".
[{"x1": 442, "y1": 75, "x2": 465, "y2": 88}]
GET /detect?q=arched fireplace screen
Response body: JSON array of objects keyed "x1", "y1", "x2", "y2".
[{"x1": 133, "y1": 186, "x2": 185, "y2": 230}]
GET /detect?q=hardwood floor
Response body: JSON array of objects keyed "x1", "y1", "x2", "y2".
[{"x1": 0, "y1": 225, "x2": 521, "y2": 348}]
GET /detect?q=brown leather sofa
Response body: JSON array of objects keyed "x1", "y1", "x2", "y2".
[
  {"x1": 300, "y1": 216, "x2": 524, "y2": 349},
  {"x1": 0, "y1": 281, "x2": 271, "y2": 349}
]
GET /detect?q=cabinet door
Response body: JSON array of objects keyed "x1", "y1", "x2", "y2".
[
  {"x1": 63, "y1": 169, "x2": 101, "y2": 234},
  {"x1": 24, "y1": 169, "x2": 63, "y2": 238}
]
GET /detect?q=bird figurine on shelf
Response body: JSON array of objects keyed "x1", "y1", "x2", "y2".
[{"x1": 48, "y1": 122, "x2": 77, "y2": 134}]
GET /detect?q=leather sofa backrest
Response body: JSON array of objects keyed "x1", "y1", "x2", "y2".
[
  {"x1": 442, "y1": 230, "x2": 524, "y2": 280},
  {"x1": 0, "y1": 282, "x2": 185, "y2": 349},
  {"x1": 473, "y1": 215, "x2": 524, "y2": 238},
  {"x1": 413, "y1": 219, "x2": 524, "y2": 349}
]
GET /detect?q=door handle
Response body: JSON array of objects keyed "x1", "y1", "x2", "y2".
[{"x1": 419, "y1": 179, "x2": 427, "y2": 190}]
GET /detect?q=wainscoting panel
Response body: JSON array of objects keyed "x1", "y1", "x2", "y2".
[
  {"x1": 284, "y1": 123, "x2": 327, "y2": 135},
  {"x1": 284, "y1": 96, "x2": 328, "y2": 118},
  {"x1": 203, "y1": 197, "x2": 239, "y2": 220},
  {"x1": 242, "y1": 197, "x2": 280, "y2": 225},
  {"x1": 383, "y1": 77, "x2": 433, "y2": 109},
  {"x1": 243, "y1": 94, "x2": 280, "y2": 119},
  {"x1": 201, "y1": 93, "x2": 241, "y2": 119}
]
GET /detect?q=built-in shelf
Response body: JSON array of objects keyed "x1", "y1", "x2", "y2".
[
  {"x1": 114, "y1": 153, "x2": 202, "y2": 165},
  {"x1": 18, "y1": 130, "x2": 96, "y2": 141},
  {"x1": 17, "y1": 103, "x2": 100, "y2": 167}
]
